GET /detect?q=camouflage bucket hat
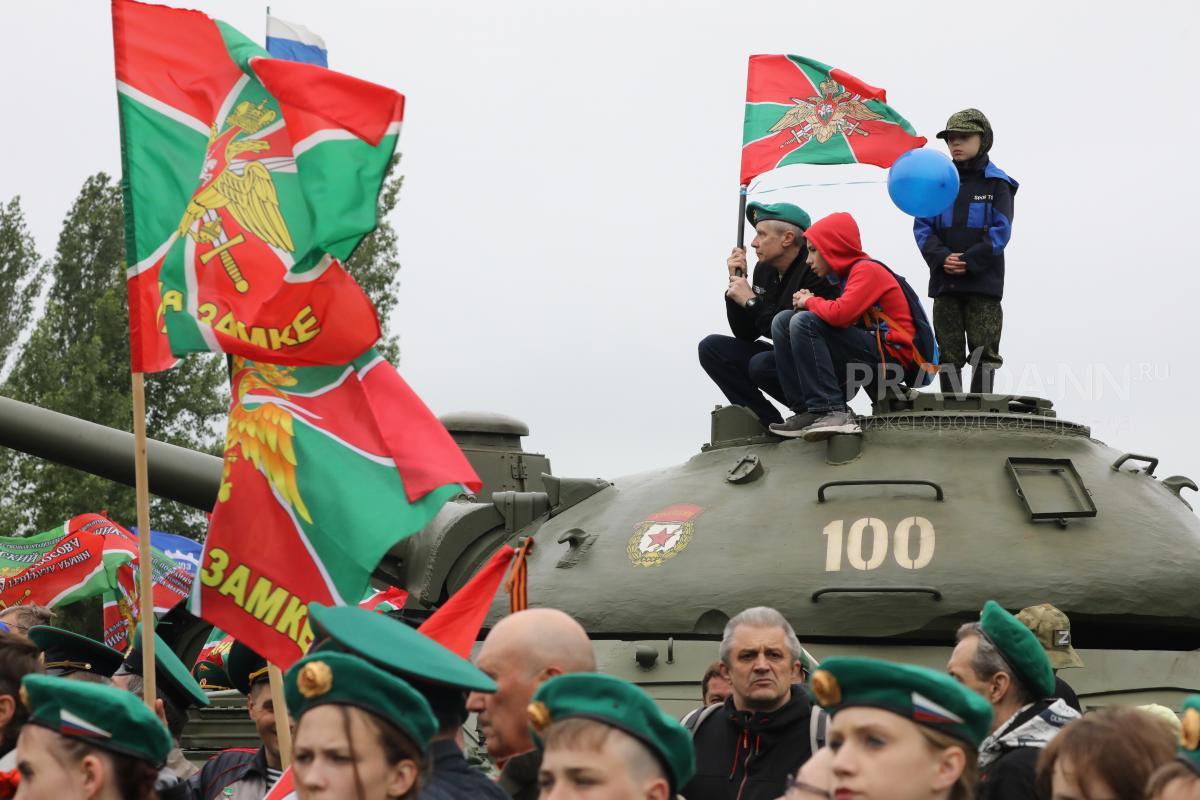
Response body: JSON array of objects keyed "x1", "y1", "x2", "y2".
[{"x1": 936, "y1": 108, "x2": 993, "y2": 154}]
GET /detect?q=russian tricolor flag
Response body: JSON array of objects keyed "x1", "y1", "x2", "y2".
[{"x1": 266, "y1": 15, "x2": 328, "y2": 67}]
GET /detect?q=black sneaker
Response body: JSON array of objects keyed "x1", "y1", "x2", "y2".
[
  {"x1": 768, "y1": 411, "x2": 819, "y2": 438},
  {"x1": 800, "y1": 409, "x2": 862, "y2": 441}
]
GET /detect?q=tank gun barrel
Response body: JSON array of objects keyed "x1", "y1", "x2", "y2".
[{"x1": 0, "y1": 394, "x2": 221, "y2": 511}]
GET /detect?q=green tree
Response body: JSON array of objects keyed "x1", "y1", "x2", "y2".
[
  {"x1": 0, "y1": 197, "x2": 42, "y2": 373},
  {"x1": 344, "y1": 155, "x2": 403, "y2": 363},
  {"x1": 0, "y1": 173, "x2": 226, "y2": 538}
]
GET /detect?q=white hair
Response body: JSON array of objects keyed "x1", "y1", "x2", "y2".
[{"x1": 719, "y1": 606, "x2": 803, "y2": 665}]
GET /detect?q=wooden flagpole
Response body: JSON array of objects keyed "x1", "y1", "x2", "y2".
[
  {"x1": 130, "y1": 371, "x2": 157, "y2": 711},
  {"x1": 268, "y1": 664, "x2": 294, "y2": 768}
]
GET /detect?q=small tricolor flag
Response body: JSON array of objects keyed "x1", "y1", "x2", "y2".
[
  {"x1": 266, "y1": 15, "x2": 328, "y2": 66},
  {"x1": 911, "y1": 691, "x2": 964, "y2": 725},
  {"x1": 60, "y1": 709, "x2": 113, "y2": 740}
]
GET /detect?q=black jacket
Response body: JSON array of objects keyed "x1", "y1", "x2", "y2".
[
  {"x1": 977, "y1": 700, "x2": 1054, "y2": 800},
  {"x1": 681, "y1": 685, "x2": 815, "y2": 800},
  {"x1": 914, "y1": 154, "x2": 1018, "y2": 299},
  {"x1": 187, "y1": 747, "x2": 270, "y2": 800},
  {"x1": 422, "y1": 740, "x2": 509, "y2": 800},
  {"x1": 727, "y1": 248, "x2": 840, "y2": 341},
  {"x1": 498, "y1": 750, "x2": 541, "y2": 800}
]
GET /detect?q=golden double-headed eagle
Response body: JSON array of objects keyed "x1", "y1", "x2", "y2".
[
  {"x1": 769, "y1": 78, "x2": 884, "y2": 144},
  {"x1": 178, "y1": 100, "x2": 295, "y2": 252},
  {"x1": 218, "y1": 358, "x2": 312, "y2": 524}
]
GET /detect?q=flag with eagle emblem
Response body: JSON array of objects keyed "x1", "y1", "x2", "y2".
[
  {"x1": 112, "y1": 0, "x2": 401, "y2": 372},
  {"x1": 741, "y1": 55, "x2": 926, "y2": 184},
  {"x1": 191, "y1": 349, "x2": 481, "y2": 668}
]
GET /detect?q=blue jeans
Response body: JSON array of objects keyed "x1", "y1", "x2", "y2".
[
  {"x1": 771, "y1": 310, "x2": 903, "y2": 412},
  {"x1": 697, "y1": 335, "x2": 787, "y2": 426}
]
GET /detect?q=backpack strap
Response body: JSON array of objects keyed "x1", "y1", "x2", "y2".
[
  {"x1": 809, "y1": 706, "x2": 828, "y2": 753},
  {"x1": 683, "y1": 703, "x2": 724, "y2": 739}
]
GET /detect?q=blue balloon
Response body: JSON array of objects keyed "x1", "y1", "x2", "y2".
[{"x1": 887, "y1": 149, "x2": 960, "y2": 217}]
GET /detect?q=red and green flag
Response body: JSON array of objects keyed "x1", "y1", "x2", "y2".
[
  {"x1": 101, "y1": 548, "x2": 193, "y2": 652},
  {"x1": 359, "y1": 585, "x2": 409, "y2": 613},
  {"x1": 741, "y1": 55, "x2": 926, "y2": 184},
  {"x1": 192, "y1": 349, "x2": 481, "y2": 668},
  {"x1": 0, "y1": 514, "x2": 143, "y2": 608},
  {"x1": 112, "y1": 0, "x2": 403, "y2": 372}
]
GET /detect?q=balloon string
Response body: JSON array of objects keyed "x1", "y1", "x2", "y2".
[{"x1": 747, "y1": 179, "x2": 887, "y2": 195}]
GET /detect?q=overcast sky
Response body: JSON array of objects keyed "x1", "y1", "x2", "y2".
[{"x1": 4, "y1": 1, "x2": 1200, "y2": 487}]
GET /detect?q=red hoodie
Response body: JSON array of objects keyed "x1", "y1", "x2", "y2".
[{"x1": 803, "y1": 212, "x2": 916, "y2": 366}]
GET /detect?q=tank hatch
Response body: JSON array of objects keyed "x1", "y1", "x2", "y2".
[{"x1": 439, "y1": 411, "x2": 551, "y2": 496}]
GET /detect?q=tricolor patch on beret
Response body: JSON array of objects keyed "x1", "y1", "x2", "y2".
[
  {"x1": 59, "y1": 709, "x2": 112, "y2": 739},
  {"x1": 911, "y1": 691, "x2": 964, "y2": 726}
]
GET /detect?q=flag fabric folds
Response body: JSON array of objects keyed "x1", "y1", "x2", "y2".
[
  {"x1": 417, "y1": 546, "x2": 516, "y2": 659},
  {"x1": 191, "y1": 349, "x2": 481, "y2": 669},
  {"x1": 0, "y1": 514, "x2": 147, "y2": 609},
  {"x1": 741, "y1": 55, "x2": 926, "y2": 184},
  {"x1": 266, "y1": 15, "x2": 329, "y2": 67},
  {"x1": 102, "y1": 546, "x2": 193, "y2": 652},
  {"x1": 112, "y1": 0, "x2": 401, "y2": 371}
]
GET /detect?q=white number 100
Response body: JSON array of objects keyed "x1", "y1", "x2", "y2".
[{"x1": 822, "y1": 517, "x2": 935, "y2": 572}]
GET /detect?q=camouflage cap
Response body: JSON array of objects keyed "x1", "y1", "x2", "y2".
[
  {"x1": 936, "y1": 108, "x2": 993, "y2": 153},
  {"x1": 1016, "y1": 603, "x2": 1084, "y2": 670}
]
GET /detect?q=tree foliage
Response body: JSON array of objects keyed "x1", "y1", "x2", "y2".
[
  {"x1": 344, "y1": 155, "x2": 403, "y2": 363},
  {"x1": 0, "y1": 156, "x2": 405, "y2": 539},
  {"x1": 0, "y1": 174, "x2": 226, "y2": 537},
  {"x1": 0, "y1": 197, "x2": 42, "y2": 374}
]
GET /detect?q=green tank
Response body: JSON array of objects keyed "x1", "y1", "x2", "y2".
[
  {"x1": 2, "y1": 392, "x2": 1199, "y2": 720},
  {"x1": 392, "y1": 396, "x2": 1200, "y2": 716}
]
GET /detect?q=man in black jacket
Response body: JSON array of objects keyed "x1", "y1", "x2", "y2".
[
  {"x1": 188, "y1": 641, "x2": 281, "y2": 800},
  {"x1": 682, "y1": 607, "x2": 817, "y2": 800},
  {"x1": 947, "y1": 601, "x2": 1079, "y2": 800},
  {"x1": 699, "y1": 202, "x2": 839, "y2": 427}
]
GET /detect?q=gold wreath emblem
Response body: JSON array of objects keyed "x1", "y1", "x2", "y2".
[
  {"x1": 1183, "y1": 707, "x2": 1200, "y2": 751},
  {"x1": 811, "y1": 671, "x2": 841, "y2": 707},
  {"x1": 527, "y1": 701, "x2": 553, "y2": 732},
  {"x1": 297, "y1": 661, "x2": 333, "y2": 699}
]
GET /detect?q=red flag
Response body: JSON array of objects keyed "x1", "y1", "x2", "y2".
[
  {"x1": 418, "y1": 546, "x2": 516, "y2": 658},
  {"x1": 359, "y1": 585, "x2": 409, "y2": 612}
]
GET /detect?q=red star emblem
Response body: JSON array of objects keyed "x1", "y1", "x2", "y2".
[{"x1": 646, "y1": 529, "x2": 675, "y2": 549}]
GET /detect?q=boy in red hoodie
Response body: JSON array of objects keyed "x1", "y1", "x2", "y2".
[{"x1": 769, "y1": 212, "x2": 917, "y2": 440}]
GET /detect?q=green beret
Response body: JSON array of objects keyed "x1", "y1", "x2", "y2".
[
  {"x1": 1180, "y1": 695, "x2": 1200, "y2": 775},
  {"x1": 746, "y1": 201, "x2": 811, "y2": 231},
  {"x1": 225, "y1": 641, "x2": 269, "y2": 696},
  {"x1": 123, "y1": 629, "x2": 211, "y2": 709},
  {"x1": 192, "y1": 660, "x2": 232, "y2": 692},
  {"x1": 284, "y1": 651, "x2": 437, "y2": 754},
  {"x1": 979, "y1": 600, "x2": 1055, "y2": 699},
  {"x1": 29, "y1": 626, "x2": 124, "y2": 679},
  {"x1": 529, "y1": 673, "x2": 696, "y2": 793},
  {"x1": 308, "y1": 602, "x2": 496, "y2": 693},
  {"x1": 22, "y1": 674, "x2": 172, "y2": 766},
  {"x1": 810, "y1": 657, "x2": 993, "y2": 748}
]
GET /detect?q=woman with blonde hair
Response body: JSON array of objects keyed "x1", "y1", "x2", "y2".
[{"x1": 810, "y1": 657, "x2": 992, "y2": 800}]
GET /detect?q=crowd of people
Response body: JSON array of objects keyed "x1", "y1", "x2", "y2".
[
  {"x1": 700, "y1": 108, "x2": 1017, "y2": 439},
  {"x1": 0, "y1": 597, "x2": 1193, "y2": 800}
]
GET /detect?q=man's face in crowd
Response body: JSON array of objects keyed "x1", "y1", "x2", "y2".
[
  {"x1": 751, "y1": 222, "x2": 793, "y2": 268},
  {"x1": 946, "y1": 635, "x2": 996, "y2": 705},
  {"x1": 720, "y1": 624, "x2": 801, "y2": 712},
  {"x1": 467, "y1": 639, "x2": 541, "y2": 760},
  {"x1": 247, "y1": 681, "x2": 280, "y2": 765},
  {"x1": 805, "y1": 241, "x2": 831, "y2": 278},
  {"x1": 945, "y1": 132, "x2": 982, "y2": 162},
  {"x1": 703, "y1": 675, "x2": 733, "y2": 707}
]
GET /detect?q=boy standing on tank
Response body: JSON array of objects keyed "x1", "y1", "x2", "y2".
[{"x1": 913, "y1": 109, "x2": 1018, "y2": 393}]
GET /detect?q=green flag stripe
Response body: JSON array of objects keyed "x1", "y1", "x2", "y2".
[
  {"x1": 116, "y1": 93, "x2": 208, "y2": 262},
  {"x1": 774, "y1": 134, "x2": 856, "y2": 168}
]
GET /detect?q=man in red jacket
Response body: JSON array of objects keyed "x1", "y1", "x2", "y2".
[{"x1": 769, "y1": 212, "x2": 917, "y2": 440}]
